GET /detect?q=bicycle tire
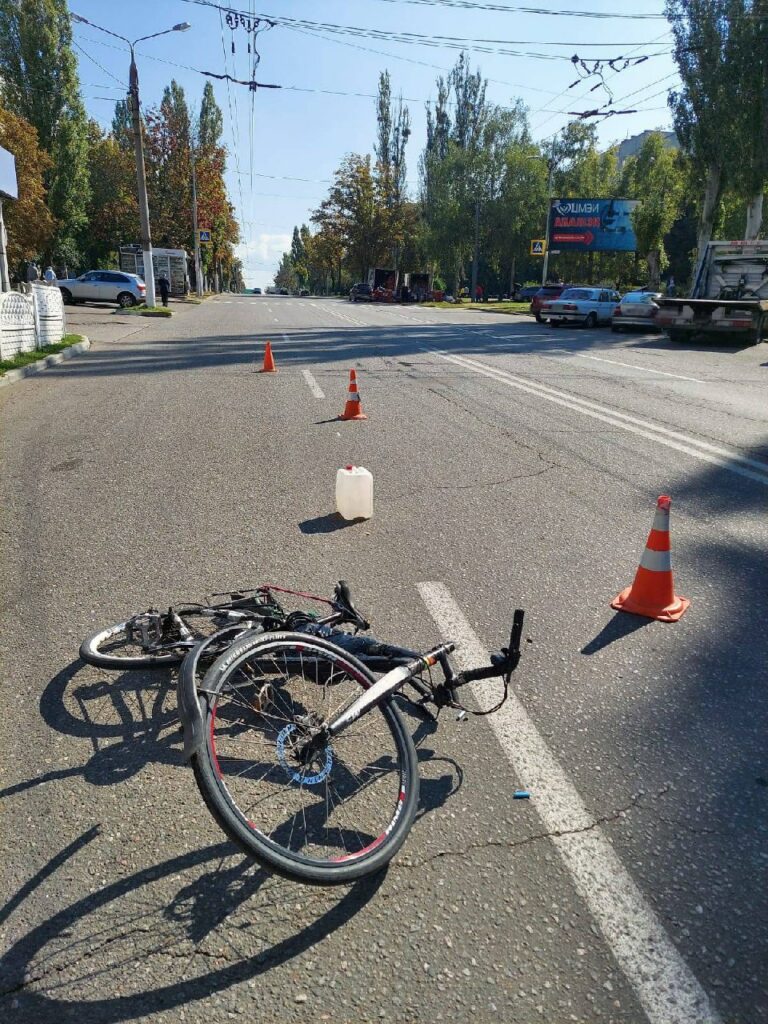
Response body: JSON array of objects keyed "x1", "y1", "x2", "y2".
[
  {"x1": 80, "y1": 606, "x2": 228, "y2": 670},
  {"x1": 192, "y1": 631, "x2": 420, "y2": 885}
]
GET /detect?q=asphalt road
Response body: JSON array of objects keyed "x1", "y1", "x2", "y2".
[{"x1": 1, "y1": 295, "x2": 766, "y2": 1024}]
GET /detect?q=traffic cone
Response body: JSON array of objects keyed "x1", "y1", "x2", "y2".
[
  {"x1": 611, "y1": 495, "x2": 690, "y2": 622},
  {"x1": 338, "y1": 369, "x2": 367, "y2": 420},
  {"x1": 259, "y1": 341, "x2": 277, "y2": 373}
]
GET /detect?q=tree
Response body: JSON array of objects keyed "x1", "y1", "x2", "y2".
[
  {"x1": 84, "y1": 120, "x2": 139, "y2": 268},
  {"x1": 111, "y1": 99, "x2": 134, "y2": 152},
  {"x1": 290, "y1": 225, "x2": 307, "y2": 286},
  {"x1": 0, "y1": 0, "x2": 91, "y2": 265},
  {"x1": 274, "y1": 251, "x2": 298, "y2": 292},
  {"x1": 666, "y1": 0, "x2": 743, "y2": 254},
  {"x1": 622, "y1": 133, "x2": 686, "y2": 287},
  {"x1": 144, "y1": 80, "x2": 192, "y2": 248},
  {"x1": 198, "y1": 82, "x2": 223, "y2": 153},
  {"x1": 374, "y1": 71, "x2": 412, "y2": 270},
  {"x1": 312, "y1": 154, "x2": 387, "y2": 281},
  {"x1": 0, "y1": 104, "x2": 54, "y2": 271}
]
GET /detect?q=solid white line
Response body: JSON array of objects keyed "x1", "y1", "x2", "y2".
[
  {"x1": 424, "y1": 348, "x2": 768, "y2": 486},
  {"x1": 576, "y1": 353, "x2": 705, "y2": 383},
  {"x1": 301, "y1": 368, "x2": 325, "y2": 399},
  {"x1": 417, "y1": 582, "x2": 722, "y2": 1024}
]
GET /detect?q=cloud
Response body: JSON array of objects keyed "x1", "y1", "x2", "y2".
[{"x1": 236, "y1": 233, "x2": 291, "y2": 265}]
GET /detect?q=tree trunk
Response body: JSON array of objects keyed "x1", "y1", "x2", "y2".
[
  {"x1": 745, "y1": 192, "x2": 764, "y2": 239},
  {"x1": 646, "y1": 249, "x2": 661, "y2": 290},
  {"x1": 509, "y1": 255, "x2": 516, "y2": 298},
  {"x1": 697, "y1": 163, "x2": 723, "y2": 257}
]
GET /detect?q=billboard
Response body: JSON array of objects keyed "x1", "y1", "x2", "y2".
[
  {"x1": 548, "y1": 198, "x2": 638, "y2": 252},
  {"x1": 0, "y1": 145, "x2": 18, "y2": 200}
]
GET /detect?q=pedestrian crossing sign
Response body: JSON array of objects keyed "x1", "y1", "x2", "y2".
[
  {"x1": 530, "y1": 239, "x2": 546, "y2": 255},
  {"x1": 198, "y1": 229, "x2": 212, "y2": 244}
]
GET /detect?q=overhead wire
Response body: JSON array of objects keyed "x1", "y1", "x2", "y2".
[
  {"x1": 219, "y1": 8, "x2": 247, "y2": 240},
  {"x1": 367, "y1": 0, "x2": 667, "y2": 18}
]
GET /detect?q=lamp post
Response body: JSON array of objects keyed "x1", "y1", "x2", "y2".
[{"x1": 71, "y1": 14, "x2": 190, "y2": 307}]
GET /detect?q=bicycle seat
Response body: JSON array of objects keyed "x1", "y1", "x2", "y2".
[{"x1": 334, "y1": 580, "x2": 370, "y2": 629}]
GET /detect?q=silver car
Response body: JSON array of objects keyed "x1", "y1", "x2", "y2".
[
  {"x1": 541, "y1": 287, "x2": 621, "y2": 327},
  {"x1": 59, "y1": 270, "x2": 146, "y2": 308},
  {"x1": 611, "y1": 291, "x2": 663, "y2": 332}
]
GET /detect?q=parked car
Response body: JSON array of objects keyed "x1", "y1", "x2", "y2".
[
  {"x1": 59, "y1": 270, "x2": 146, "y2": 308},
  {"x1": 516, "y1": 285, "x2": 541, "y2": 303},
  {"x1": 349, "y1": 282, "x2": 373, "y2": 302},
  {"x1": 541, "y1": 286, "x2": 622, "y2": 327},
  {"x1": 279, "y1": 287, "x2": 289, "y2": 295},
  {"x1": 530, "y1": 284, "x2": 571, "y2": 322},
  {"x1": 299, "y1": 289, "x2": 310, "y2": 296},
  {"x1": 611, "y1": 290, "x2": 663, "y2": 332},
  {"x1": 252, "y1": 287, "x2": 262, "y2": 295}
]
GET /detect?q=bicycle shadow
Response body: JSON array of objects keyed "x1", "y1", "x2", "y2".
[
  {"x1": 0, "y1": 660, "x2": 183, "y2": 800},
  {"x1": 1, "y1": 828, "x2": 385, "y2": 1023}
]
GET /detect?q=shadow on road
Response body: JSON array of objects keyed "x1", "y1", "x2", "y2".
[
  {"x1": 581, "y1": 611, "x2": 653, "y2": 654},
  {"x1": 0, "y1": 830, "x2": 385, "y2": 1023},
  {"x1": 299, "y1": 512, "x2": 360, "y2": 534}
]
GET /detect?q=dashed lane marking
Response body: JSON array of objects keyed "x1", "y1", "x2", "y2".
[
  {"x1": 417, "y1": 581, "x2": 722, "y2": 1024},
  {"x1": 301, "y1": 368, "x2": 325, "y2": 399}
]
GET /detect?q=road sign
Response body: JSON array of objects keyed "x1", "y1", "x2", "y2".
[
  {"x1": 530, "y1": 239, "x2": 546, "y2": 256},
  {"x1": 198, "y1": 229, "x2": 212, "y2": 244}
]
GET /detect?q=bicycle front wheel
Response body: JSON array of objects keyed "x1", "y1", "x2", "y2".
[{"x1": 193, "y1": 632, "x2": 419, "y2": 885}]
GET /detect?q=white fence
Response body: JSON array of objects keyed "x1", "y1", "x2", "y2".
[{"x1": 0, "y1": 285, "x2": 66, "y2": 360}]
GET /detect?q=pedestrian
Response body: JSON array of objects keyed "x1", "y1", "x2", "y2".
[
  {"x1": 26, "y1": 261, "x2": 39, "y2": 284},
  {"x1": 43, "y1": 265, "x2": 57, "y2": 286},
  {"x1": 667, "y1": 274, "x2": 676, "y2": 298},
  {"x1": 475, "y1": 283, "x2": 484, "y2": 303},
  {"x1": 157, "y1": 274, "x2": 171, "y2": 307}
]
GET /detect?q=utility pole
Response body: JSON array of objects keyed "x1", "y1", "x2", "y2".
[
  {"x1": 0, "y1": 201, "x2": 9, "y2": 293},
  {"x1": 471, "y1": 197, "x2": 480, "y2": 301},
  {"x1": 128, "y1": 51, "x2": 156, "y2": 308},
  {"x1": 541, "y1": 158, "x2": 555, "y2": 287},
  {"x1": 191, "y1": 152, "x2": 203, "y2": 297}
]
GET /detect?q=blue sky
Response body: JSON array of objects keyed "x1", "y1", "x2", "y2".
[{"x1": 70, "y1": 0, "x2": 677, "y2": 287}]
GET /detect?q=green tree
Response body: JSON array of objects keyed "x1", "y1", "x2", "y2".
[
  {"x1": 375, "y1": 70, "x2": 411, "y2": 269},
  {"x1": 0, "y1": 0, "x2": 90, "y2": 265},
  {"x1": 312, "y1": 154, "x2": 387, "y2": 281},
  {"x1": 198, "y1": 82, "x2": 223, "y2": 153},
  {"x1": 84, "y1": 120, "x2": 139, "y2": 268},
  {"x1": 622, "y1": 133, "x2": 686, "y2": 287},
  {"x1": 666, "y1": 0, "x2": 745, "y2": 253}
]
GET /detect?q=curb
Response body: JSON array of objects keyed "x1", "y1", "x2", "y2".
[{"x1": 0, "y1": 337, "x2": 91, "y2": 389}]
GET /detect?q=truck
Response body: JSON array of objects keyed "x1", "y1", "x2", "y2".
[
  {"x1": 367, "y1": 267, "x2": 399, "y2": 300},
  {"x1": 656, "y1": 240, "x2": 768, "y2": 343},
  {"x1": 403, "y1": 271, "x2": 433, "y2": 301}
]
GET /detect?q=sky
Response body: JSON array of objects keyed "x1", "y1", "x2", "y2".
[{"x1": 69, "y1": 0, "x2": 677, "y2": 288}]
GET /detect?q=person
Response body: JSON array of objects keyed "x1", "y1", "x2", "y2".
[
  {"x1": 157, "y1": 274, "x2": 171, "y2": 307},
  {"x1": 666, "y1": 274, "x2": 676, "y2": 298},
  {"x1": 43, "y1": 265, "x2": 57, "y2": 286},
  {"x1": 26, "y1": 261, "x2": 39, "y2": 284},
  {"x1": 475, "y1": 283, "x2": 484, "y2": 303}
]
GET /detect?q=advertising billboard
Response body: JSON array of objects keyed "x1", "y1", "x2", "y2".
[
  {"x1": 0, "y1": 145, "x2": 18, "y2": 200},
  {"x1": 549, "y1": 198, "x2": 638, "y2": 252}
]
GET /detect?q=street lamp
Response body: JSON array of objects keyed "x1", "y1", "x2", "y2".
[{"x1": 71, "y1": 14, "x2": 191, "y2": 307}]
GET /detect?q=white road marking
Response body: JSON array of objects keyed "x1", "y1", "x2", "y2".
[
  {"x1": 424, "y1": 348, "x2": 768, "y2": 486},
  {"x1": 417, "y1": 582, "x2": 722, "y2": 1024},
  {"x1": 273, "y1": 318, "x2": 279, "y2": 323},
  {"x1": 575, "y1": 353, "x2": 705, "y2": 383},
  {"x1": 301, "y1": 368, "x2": 325, "y2": 399}
]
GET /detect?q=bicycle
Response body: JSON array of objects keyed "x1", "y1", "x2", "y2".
[{"x1": 179, "y1": 583, "x2": 525, "y2": 886}]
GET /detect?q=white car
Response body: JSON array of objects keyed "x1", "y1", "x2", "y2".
[
  {"x1": 541, "y1": 286, "x2": 621, "y2": 327},
  {"x1": 58, "y1": 270, "x2": 146, "y2": 308}
]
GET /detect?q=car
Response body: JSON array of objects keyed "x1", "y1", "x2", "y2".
[
  {"x1": 299, "y1": 289, "x2": 310, "y2": 297},
  {"x1": 58, "y1": 270, "x2": 146, "y2": 308},
  {"x1": 252, "y1": 287, "x2": 262, "y2": 295},
  {"x1": 515, "y1": 285, "x2": 541, "y2": 303},
  {"x1": 349, "y1": 282, "x2": 373, "y2": 302},
  {"x1": 611, "y1": 290, "x2": 663, "y2": 332},
  {"x1": 530, "y1": 284, "x2": 571, "y2": 322},
  {"x1": 541, "y1": 286, "x2": 622, "y2": 327},
  {"x1": 279, "y1": 287, "x2": 289, "y2": 295}
]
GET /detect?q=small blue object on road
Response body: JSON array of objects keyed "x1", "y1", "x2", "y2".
[{"x1": 514, "y1": 790, "x2": 530, "y2": 799}]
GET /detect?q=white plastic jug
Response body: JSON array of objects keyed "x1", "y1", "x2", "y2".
[{"x1": 336, "y1": 465, "x2": 373, "y2": 520}]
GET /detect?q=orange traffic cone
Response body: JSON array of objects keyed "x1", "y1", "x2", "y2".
[
  {"x1": 611, "y1": 495, "x2": 689, "y2": 622},
  {"x1": 338, "y1": 369, "x2": 367, "y2": 420},
  {"x1": 259, "y1": 341, "x2": 277, "y2": 373}
]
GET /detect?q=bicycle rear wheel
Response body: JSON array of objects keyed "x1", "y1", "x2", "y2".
[
  {"x1": 192, "y1": 632, "x2": 419, "y2": 885},
  {"x1": 81, "y1": 606, "x2": 228, "y2": 670}
]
